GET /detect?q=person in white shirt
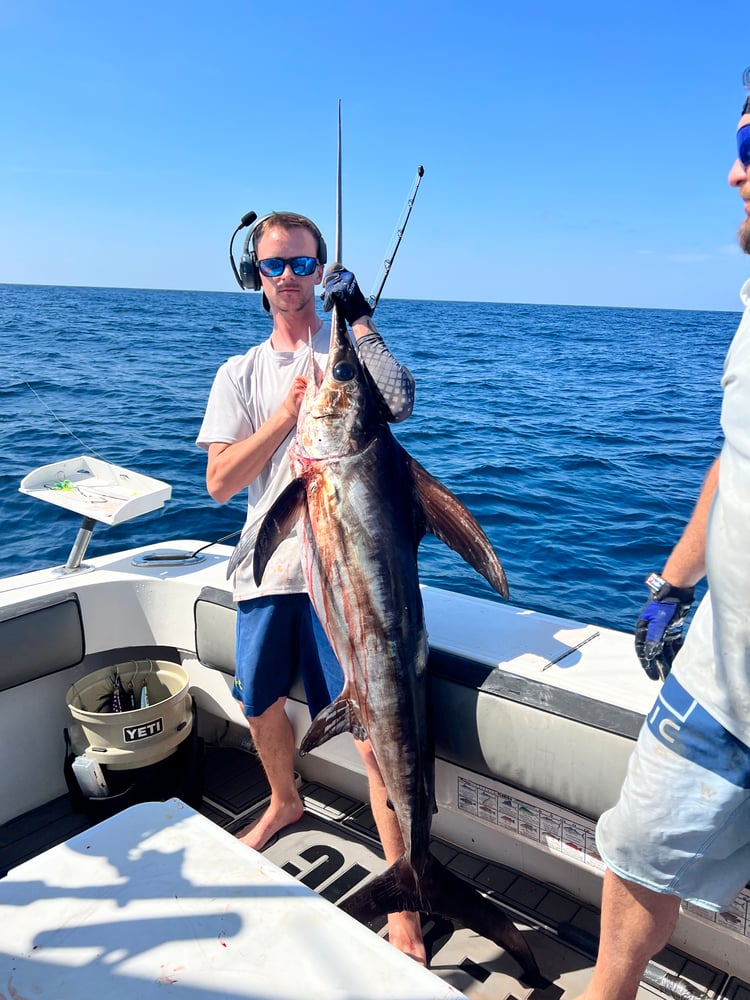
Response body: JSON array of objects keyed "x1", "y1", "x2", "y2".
[
  {"x1": 577, "y1": 73, "x2": 750, "y2": 1000},
  {"x1": 197, "y1": 211, "x2": 424, "y2": 964}
]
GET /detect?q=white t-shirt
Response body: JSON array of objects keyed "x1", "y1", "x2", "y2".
[
  {"x1": 674, "y1": 278, "x2": 750, "y2": 744},
  {"x1": 196, "y1": 325, "x2": 332, "y2": 601}
]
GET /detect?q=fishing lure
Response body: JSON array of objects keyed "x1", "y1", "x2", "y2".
[{"x1": 97, "y1": 668, "x2": 128, "y2": 713}]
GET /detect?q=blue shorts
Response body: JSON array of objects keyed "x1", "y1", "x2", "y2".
[
  {"x1": 233, "y1": 594, "x2": 344, "y2": 719},
  {"x1": 596, "y1": 673, "x2": 750, "y2": 911}
]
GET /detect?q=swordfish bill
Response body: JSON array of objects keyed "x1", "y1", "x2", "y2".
[{"x1": 248, "y1": 303, "x2": 541, "y2": 986}]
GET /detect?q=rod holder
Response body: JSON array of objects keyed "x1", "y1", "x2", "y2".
[{"x1": 63, "y1": 516, "x2": 97, "y2": 573}]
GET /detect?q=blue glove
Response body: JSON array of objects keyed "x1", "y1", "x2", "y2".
[
  {"x1": 322, "y1": 266, "x2": 373, "y2": 325},
  {"x1": 634, "y1": 584, "x2": 695, "y2": 681}
]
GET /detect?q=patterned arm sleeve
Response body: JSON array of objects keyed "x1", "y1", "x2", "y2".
[{"x1": 355, "y1": 330, "x2": 415, "y2": 423}]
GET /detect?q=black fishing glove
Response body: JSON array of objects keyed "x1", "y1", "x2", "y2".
[
  {"x1": 322, "y1": 266, "x2": 373, "y2": 325},
  {"x1": 634, "y1": 574, "x2": 695, "y2": 681}
]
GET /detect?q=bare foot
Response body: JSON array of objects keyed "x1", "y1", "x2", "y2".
[
  {"x1": 236, "y1": 798, "x2": 304, "y2": 852},
  {"x1": 387, "y1": 910, "x2": 427, "y2": 966}
]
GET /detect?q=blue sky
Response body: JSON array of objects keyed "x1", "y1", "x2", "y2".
[{"x1": 2, "y1": 1, "x2": 749, "y2": 311}]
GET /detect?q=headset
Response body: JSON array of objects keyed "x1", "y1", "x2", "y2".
[{"x1": 229, "y1": 210, "x2": 328, "y2": 292}]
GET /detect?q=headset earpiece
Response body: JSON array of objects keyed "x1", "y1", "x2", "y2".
[{"x1": 239, "y1": 214, "x2": 272, "y2": 291}]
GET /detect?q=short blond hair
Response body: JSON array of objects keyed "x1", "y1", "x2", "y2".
[{"x1": 252, "y1": 212, "x2": 327, "y2": 265}]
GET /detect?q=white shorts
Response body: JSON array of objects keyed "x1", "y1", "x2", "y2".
[{"x1": 596, "y1": 673, "x2": 750, "y2": 912}]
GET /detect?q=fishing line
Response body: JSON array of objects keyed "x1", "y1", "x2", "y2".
[{"x1": 23, "y1": 381, "x2": 112, "y2": 465}]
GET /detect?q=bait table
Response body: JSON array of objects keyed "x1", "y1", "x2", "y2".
[{"x1": 0, "y1": 798, "x2": 464, "y2": 999}]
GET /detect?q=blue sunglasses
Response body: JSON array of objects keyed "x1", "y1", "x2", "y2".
[
  {"x1": 738, "y1": 124, "x2": 750, "y2": 168},
  {"x1": 258, "y1": 256, "x2": 318, "y2": 278}
]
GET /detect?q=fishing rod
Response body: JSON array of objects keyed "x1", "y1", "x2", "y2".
[
  {"x1": 368, "y1": 164, "x2": 424, "y2": 310},
  {"x1": 333, "y1": 101, "x2": 423, "y2": 310}
]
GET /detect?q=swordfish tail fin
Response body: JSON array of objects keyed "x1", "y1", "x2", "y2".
[{"x1": 340, "y1": 853, "x2": 544, "y2": 987}]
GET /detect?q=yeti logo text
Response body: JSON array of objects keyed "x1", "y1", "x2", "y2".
[{"x1": 123, "y1": 718, "x2": 164, "y2": 742}]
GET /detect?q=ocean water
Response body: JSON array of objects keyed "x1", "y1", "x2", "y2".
[{"x1": 0, "y1": 283, "x2": 738, "y2": 633}]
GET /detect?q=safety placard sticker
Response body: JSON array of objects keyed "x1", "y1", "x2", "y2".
[{"x1": 456, "y1": 773, "x2": 748, "y2": 937}]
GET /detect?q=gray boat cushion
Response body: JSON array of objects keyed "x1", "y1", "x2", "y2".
[
  {"x1": 192, "y1": 587, "x2": 640, "y2": 821},
  {"x1": 194, "y1": 587, "x2": 236, "y2": 676},
  {"x1": 0, "y1": 593, "x2": 84, "y2": 693}
]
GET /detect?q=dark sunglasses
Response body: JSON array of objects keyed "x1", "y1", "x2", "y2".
[
  {"x1": 738, "y1": 124, "x2": 750, "y2": 168},
  {"x1": 258, "y1": 256, "x2": 318, "y2": 278}
]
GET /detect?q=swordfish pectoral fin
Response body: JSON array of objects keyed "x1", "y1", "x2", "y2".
[
  {"x1": 226, "y1": 521, "x2": 259, "y2": 579},
  {"x1": 300, "y1": 694, "x2": 368, "y2": 755},
  {"x1": 226, "y1": 477, "x2": 307, "y2": 582},
  {"x1": 409, "y1": 456, "x2": 510, "y2": 600},
  {"x1": 252, "y1": 478, "x2": 308, "y2": 586}
]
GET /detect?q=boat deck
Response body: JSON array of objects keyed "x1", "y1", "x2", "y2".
[{"x1": 2, "y1": 744, "x2": 748, "y2": 1000}]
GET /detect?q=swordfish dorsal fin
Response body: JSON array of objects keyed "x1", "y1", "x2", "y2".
[
  {"x1": 408, "y1": 455, "x2": 509, "y2": 600},
  {"x1": 300, "y1": 693, "x2": 368, "y2": 755},
  {"x1": 251, "y1": 477, "x2": 308, "y2": 585}
]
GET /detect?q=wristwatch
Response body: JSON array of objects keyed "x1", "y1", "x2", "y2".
[{"x1": 644, "y1": 573, "x2": 694, "y2": 603}]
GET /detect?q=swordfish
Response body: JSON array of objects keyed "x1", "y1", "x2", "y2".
[{"x1": 233, "y1": 304, "x2": 542, "y2": 985}]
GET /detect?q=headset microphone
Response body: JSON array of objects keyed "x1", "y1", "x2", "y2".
[{"x1": 229, "y1": 211, "x2": 258, "y2": 290}]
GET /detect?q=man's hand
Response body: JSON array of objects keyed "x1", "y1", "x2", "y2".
[
  {"x1": 280, "y1": 375, "x2": 307, "y2": 423},
  {"x1": 322, "y1": 265, "x2": 373, "y2": 325},
  {"x1": 634, "y1": 586, "x2": 695, "y2": 681}
]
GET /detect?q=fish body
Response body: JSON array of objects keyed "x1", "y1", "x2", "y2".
[
  {"x1": 297, "y1": 425, "x2": 432, "y2": 879},
  {"x1": 246, "y1": 305, "x2": 541, "y2": 984}
]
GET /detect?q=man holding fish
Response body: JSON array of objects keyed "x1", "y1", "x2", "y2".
[
  {"x1": 197, "y1": 211, "x2": 426, "y2": 964},
  {"x1": 578, "y1": 71, "x2": 750, "y2": 1000}
]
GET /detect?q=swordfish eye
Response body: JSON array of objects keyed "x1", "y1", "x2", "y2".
[{"x1": 332, "y1": 360, "x2": 357, "y2": 383}]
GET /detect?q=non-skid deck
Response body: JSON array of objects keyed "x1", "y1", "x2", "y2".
[{"x1": 2, "y1": 745, "x2": 749, "y2": 1000}]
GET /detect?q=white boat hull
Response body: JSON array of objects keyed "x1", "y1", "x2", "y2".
[{"x1": 1, "y1": 538, "x2": 749, "y2": 995}]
